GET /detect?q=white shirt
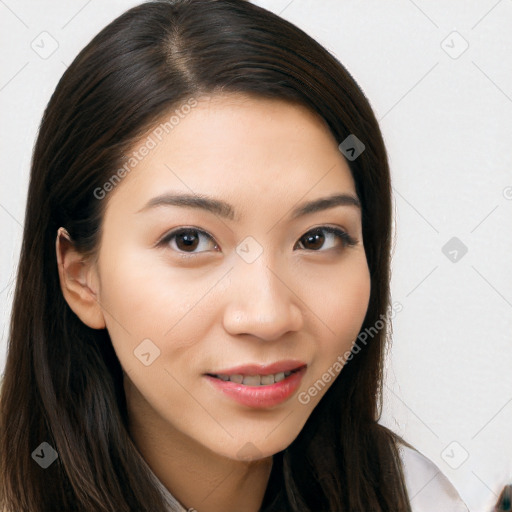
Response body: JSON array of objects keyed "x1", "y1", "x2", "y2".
[
  {"x1": 141, "y1": 442, "x2": 469, "y2": 511},
  {"x1": 398, "y1": 442, "x2": 469, "y2": 511}
]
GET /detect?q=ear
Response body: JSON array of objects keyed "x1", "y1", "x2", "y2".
[{"x1": 56, "y1": 227, "x2": 106, "y2": 329}]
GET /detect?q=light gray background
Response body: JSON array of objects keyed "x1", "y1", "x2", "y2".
[{"x1": 1, "y1": 1, "x2": 511, "y2": 510}]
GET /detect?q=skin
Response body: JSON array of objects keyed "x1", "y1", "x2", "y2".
[{"x1": 57, "y1": 94, "x2": 371, "y2": 512}]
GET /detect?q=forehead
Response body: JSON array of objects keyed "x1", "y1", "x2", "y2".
[{"x1": 105, "y1": 93, "x2": 357, "y2": 217}]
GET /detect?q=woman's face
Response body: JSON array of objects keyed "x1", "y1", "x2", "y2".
[{"x1": 91, "y1": 94, "x2": 371, "y2": 460}]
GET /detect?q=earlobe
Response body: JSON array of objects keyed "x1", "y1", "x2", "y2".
[{"x1": 56, "y1": 227, "x2": 106, "y2": 329}]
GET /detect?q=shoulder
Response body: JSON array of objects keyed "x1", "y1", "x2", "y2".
[{"x1": 397, "y1": 440, "x2": 469, "y2": 512}]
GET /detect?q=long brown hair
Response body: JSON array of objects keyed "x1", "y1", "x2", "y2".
[{"x1": 0, "y1": 0, "x2": 411, "y2": 510}]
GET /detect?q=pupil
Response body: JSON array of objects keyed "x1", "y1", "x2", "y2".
[
  {"x1": 304, "y1": 230, "x2": 324, "y2": 250},
  {"x1": 178, "y1": 231, "x2": 198, "y2": 251}
]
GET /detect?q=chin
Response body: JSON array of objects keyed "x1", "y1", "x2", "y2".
[{"x1": 210, "y1": 429, "x2": 303, "y2": 463}]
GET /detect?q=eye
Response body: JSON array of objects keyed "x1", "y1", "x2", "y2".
[
  {"x1": 294, "y1": 226, "x2": 358, "y2": 252},
  {"x1": 158, "y1": 227, "x2": 219, "y2": 254},
  {"x1": 157, "y1": 225, "x2": 358, "y2": 256}
]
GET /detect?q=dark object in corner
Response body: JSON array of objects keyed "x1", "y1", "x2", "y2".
[{"x1": 495, "y1": 485, "x2": 512, "y2": 512}]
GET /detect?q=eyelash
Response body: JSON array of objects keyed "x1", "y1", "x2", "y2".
[{"x1": 157, "y1": 226, "x2": 358, "y2": 256}]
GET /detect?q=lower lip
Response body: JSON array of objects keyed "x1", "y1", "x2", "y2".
[{"x1": 204, "y1": 367, "x2": 306, "y2": 409}]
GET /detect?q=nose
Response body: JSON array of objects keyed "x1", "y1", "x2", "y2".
[{"x1": 222, "y1": 258, "x2": 304, "y2": 341}]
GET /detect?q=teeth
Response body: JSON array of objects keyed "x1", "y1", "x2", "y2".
[
  {"x1": 261, "y1": 374, "x2": 274, "y2": 385},
  {"x1": 274, "y1": 372, "x2": 285, "y2": 382},
  {"x1": 214, "y1": 370, "x2": 297, "y2": 386},
  {"x1": 230, "y1": 374, "x2": 243, "y2": 384},
  {"x1": 242, "y1": 375, "x2": 261, "y2": 386}
]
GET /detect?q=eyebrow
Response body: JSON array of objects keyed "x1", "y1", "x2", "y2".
[{"x1": 138, "y1": 192, "x2": 361, "y2": 221}]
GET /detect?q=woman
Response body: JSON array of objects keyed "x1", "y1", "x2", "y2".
[{"x1": 0, "y1": 0, "x2": 469, "y2": 510}]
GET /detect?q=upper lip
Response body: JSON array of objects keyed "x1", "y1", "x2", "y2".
[{"x1": 207, "y1": 360, "x2": 307, "y2": 376}]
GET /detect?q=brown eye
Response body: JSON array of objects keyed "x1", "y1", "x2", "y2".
[
  {"x1": 295, "y1": 227, "x2": 357, "y2": 251},
  {"x1": 299, "y1": 229, "x2": 325, "y2": 250},
  {"x1": 159, "y1": 228, "x2": 218, "y2": 254}
]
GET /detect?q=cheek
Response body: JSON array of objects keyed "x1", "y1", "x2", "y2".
[
  {"x1": 309, "y1": 254, "x2": 371, "y2": 375},
  {"x1": 319, "y1": 255, "x2": 371, "y2": 342},
  {"x1": 96, "y1": 245, "x2": 203, "y2": 349},
  {"x1": 298, "y1": 257, "x2": 370, "y2": 407}
]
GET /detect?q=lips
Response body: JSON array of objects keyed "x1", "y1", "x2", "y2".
[{"x1": 204, "y1": 360, "x2": 307, "y2": 408}]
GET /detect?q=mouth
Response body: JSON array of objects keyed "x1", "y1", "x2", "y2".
[
  {"x1": 203, "y1": 362, "x2": 307, "y2": 408},
  {"x1": 206, "y1": 367, "x2": 304, "y2": 386},
  {"x1": 205, "y1": 360, "x2": 307, "y2": 387}
]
